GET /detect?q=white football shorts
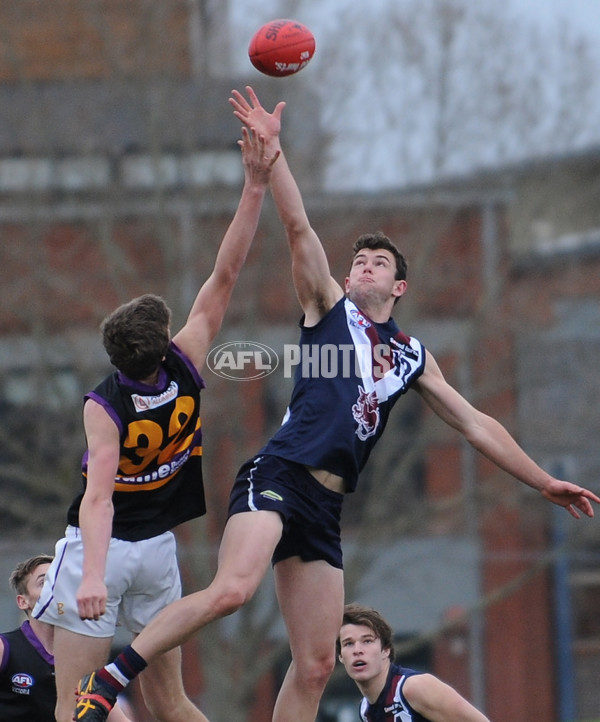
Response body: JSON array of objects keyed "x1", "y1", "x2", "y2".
[{"x1": 33, "y1": 525, "x2": 182, "y2": 637}]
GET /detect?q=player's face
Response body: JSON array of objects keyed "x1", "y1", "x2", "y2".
[
  {"x1": 21, "y1": 563, "x2": 51, "y2": 611},
  {"x1": 338, "y1": 623, "x2": 390, "y2": 683},
  {"x1": 345, "y1": 249, "x2": 405, "y2": 308}
]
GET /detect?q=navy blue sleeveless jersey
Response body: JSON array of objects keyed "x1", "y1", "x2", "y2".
[
  {"x1": 0, "y1": 621, "x2": 56, "y2": 722},
  {"x1": 359, "y1": 663, "x2": 428, "y2": 722},
  {"x1": 67, "y1": 342, "x2": 207, "y2": 541},
  {"x1": 260, "y1": 298, "x2": 425, "y2": 491}
]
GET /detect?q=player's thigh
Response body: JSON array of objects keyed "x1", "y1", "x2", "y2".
[
  {"x1": 214, "y1": 510, "x2": 283, "y2": 594},
  {"x1": 274, "y1": 556, "x2": 344, "y2": 658},
  {"x1": 53, "y1": 626, "x2": 114, "y2": 700}
]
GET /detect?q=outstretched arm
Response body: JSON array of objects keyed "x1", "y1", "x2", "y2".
[
  {"x1": 415, "y1": 350, "x2": 600, "y2": 518},
  {"x1": 230, "y1": 86, "x2": 343, "y2": 325},
  {"x1": 404, "y1": 673, "x2": 491, "y2": 722},
  {"x1": 172, "y1": 125, "x2": 279, "y2": 371}
]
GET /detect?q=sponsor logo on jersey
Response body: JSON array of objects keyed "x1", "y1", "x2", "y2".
[
  {"x1": 384, "y1": 702, "x2": 406, "y2": 715},
  {"x1": 260, "y1": 490, "x2": 284, "y2": 502},
  {"x1": 131, "y1": 381, "x2": 178, "y2": 412},
  {"x1": 118, "y1": 448, "x2": 191, "y2": 487},
  {"x1": 12, "y1": 673, "x2": 34, "y2": 694}
]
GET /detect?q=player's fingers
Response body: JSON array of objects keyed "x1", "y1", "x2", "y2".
[
  {"x1": 245, "y1": 85, "x2": 261, "y2": 107},
  {"x1": 231, "y1": 89, "x2": 251, "y2": 111},
  {"x1": 576, "y1": 498, "x2": 594, "y2": 517},
  {"x1": 78, "y1": 601, "x2": 92, "y2": 620},
  {"x1": 273, "y1": 101, "x2": 287, "y2": 120},
  {"x1": 585, "y1": 489, "x2": 600, "y2": 503},
  {"x1": 229, "y1": 98, "x2": 246, "y2": 114}
]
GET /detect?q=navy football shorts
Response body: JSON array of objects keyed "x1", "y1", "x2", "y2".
[{"x1": 228, "y1": 454, "x2": 344, "y2": 569}]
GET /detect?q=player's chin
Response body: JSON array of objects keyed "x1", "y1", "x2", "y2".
[{"x1": 349, "y1": 287, "x2": 378, "y2": 307}]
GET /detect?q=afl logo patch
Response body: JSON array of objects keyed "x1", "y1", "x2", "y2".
[
  {"x1": 12, "y1": 673, "x2": 34, "y2": 689},
  {"x1": 349, "y1": 309, "x2": 371, "y2": 328}
]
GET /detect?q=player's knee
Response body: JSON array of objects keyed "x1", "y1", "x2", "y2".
[
  {"x1": 209, "y1": 579, "x2": 254, "y2": 617},
  {"x1": 296, "y1": 651, "x2": 336, "y2": 692}
]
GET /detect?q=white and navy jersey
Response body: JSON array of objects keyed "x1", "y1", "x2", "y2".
[
  {"x1": 359, "y1": 663, "x2": 428, "y2": 722},
  {"x1": 260, "y1": 297, "x2": 425, "y2": 491},
  {"x1": 0, "y1": 622, "x2": 56, "y2": 722},
  {"x1": 67, "y1": 342, "x2": 207, "y2": 541}
]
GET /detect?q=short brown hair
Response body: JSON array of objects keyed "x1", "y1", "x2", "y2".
[
  {"x1": 101, "y1": 294, "x2": 171, "y2": 380},
  {"x1": 337, "y1": 603, "x2": 395, "y2": 662},
  {"x1": 9, "y1": 554, "x2": 53, "y2": 596},
  {"x1": 351, "y1": 232, "x2": 407, "y2": 281}
]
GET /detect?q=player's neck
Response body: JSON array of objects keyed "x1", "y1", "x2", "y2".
[
  {"x1": 358, "y1": 660, "x2": 390, "y2": 704},
  {"x1": 139, "y1": 368, "x2": 160, "y2": 385},
  {"x1": 348, "y1": 294, "x2": 393, "y2": 324},
  {"x1": 29, "y1": 617, "x2": 54, "y2": 653}
]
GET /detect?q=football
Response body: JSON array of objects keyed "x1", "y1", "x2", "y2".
[{"x1": 248, "y1": 19, "x2": 315, "y2": 77}]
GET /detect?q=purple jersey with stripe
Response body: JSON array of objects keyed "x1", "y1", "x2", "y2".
[
  {"x1": 0, "y1": 622, "x2": 55, "y2": 721},
  {"x1": 260, "y1": 297, "x2": 425, "y2": 491},
  {"x1": 359, "y1": 664, "x2": 429, "y2": 722},
  {"x1": 67, "y1": 342, "x2": 207, "y2": 541}
]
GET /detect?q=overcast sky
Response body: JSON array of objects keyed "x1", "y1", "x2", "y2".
[
  {"x1": 231, "y1": 0, "x2": 600, "y2": 190},
  {"x1": 508, "y1": 0, "x2": 600, "y2": 33}
]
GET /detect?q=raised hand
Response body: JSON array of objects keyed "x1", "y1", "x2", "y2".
[
  {"x1": 230, "y1": 85, "x2": 285, "y2": 145},
  {"x1": 238, "y1": 124, "x2": 280, "y2": 185}
]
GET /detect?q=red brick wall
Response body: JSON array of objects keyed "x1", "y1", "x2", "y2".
[{"x1": 0, "y1": 0, "x2": 193, "y2": 81}]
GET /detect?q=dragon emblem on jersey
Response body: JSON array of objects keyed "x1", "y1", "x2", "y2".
[{"x1": 352, "y1": 385, "x2": 380, "y2": 440}]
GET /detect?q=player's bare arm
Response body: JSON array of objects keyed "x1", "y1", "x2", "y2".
[
  {"x1": 173, "y1": 125, "x2": 278, "y2": 371},
  {"x1": 230, "y1": 86, "x2": 342, "y2": 324},
  {"x1": 77, "y1": 400, "x2": 120, "y2": 621},
  {"x1": 415, "y1": 350, "x2": 600, "y2": 518},
  {"x1": 403, "y1": 673, "x2": 491, "y2": 722}
]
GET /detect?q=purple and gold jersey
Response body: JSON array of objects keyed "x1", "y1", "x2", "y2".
[
  {"x1": 359, "y1": 664, "x2": 428, "y2": 722},
  {"x1": 67, "y1": 342, "x2": 206, "y2": 541},
  {"x1": 260, "y1": 297, "x2": 425, "y2": 491}
]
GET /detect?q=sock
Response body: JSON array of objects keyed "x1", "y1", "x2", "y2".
[{"x1": 97, "y1": 645, "x2": 148, "y2": 694}]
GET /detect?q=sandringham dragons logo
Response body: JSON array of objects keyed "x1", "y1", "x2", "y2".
[{"x1": 352, "y1": 385, "x2": 380, "y2": 440}]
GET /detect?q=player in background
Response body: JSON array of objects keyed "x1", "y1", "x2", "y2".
[
  {"x1": 32, "y1": 123, "x2": 279, "y2": 722},
  {"x1": 338, "y1": 603, "x2": 491, "y2": 722},
  {"x1": 0, "y1": 554, "x2": 57, "y2": 721},
  {"x1": 0, "y1": 554, "x2": 132, "y2": 721},
  {"x1": 74, "y1": 86, "x2": 600, "y2": 722}
]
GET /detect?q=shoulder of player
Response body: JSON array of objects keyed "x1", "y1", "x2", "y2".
[{"x1": 402, "y1": 672, "x2": 451, "y2": 708}]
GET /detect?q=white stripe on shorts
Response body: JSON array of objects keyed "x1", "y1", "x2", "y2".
[{"x1": 247, "y1": 456, "x2": 262, "y2": 511}]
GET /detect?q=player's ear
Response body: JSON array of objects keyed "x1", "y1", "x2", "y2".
[
  {"x1": 16, "y1": 594, "x2": 29, "y2": 612},
  {"x1": 392, "y1": 279, "x2": 407, "y2": 298}
]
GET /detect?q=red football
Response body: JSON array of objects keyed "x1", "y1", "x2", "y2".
[{"x1": 248, "y1": 19, "x2": 315, "y2": 77}]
